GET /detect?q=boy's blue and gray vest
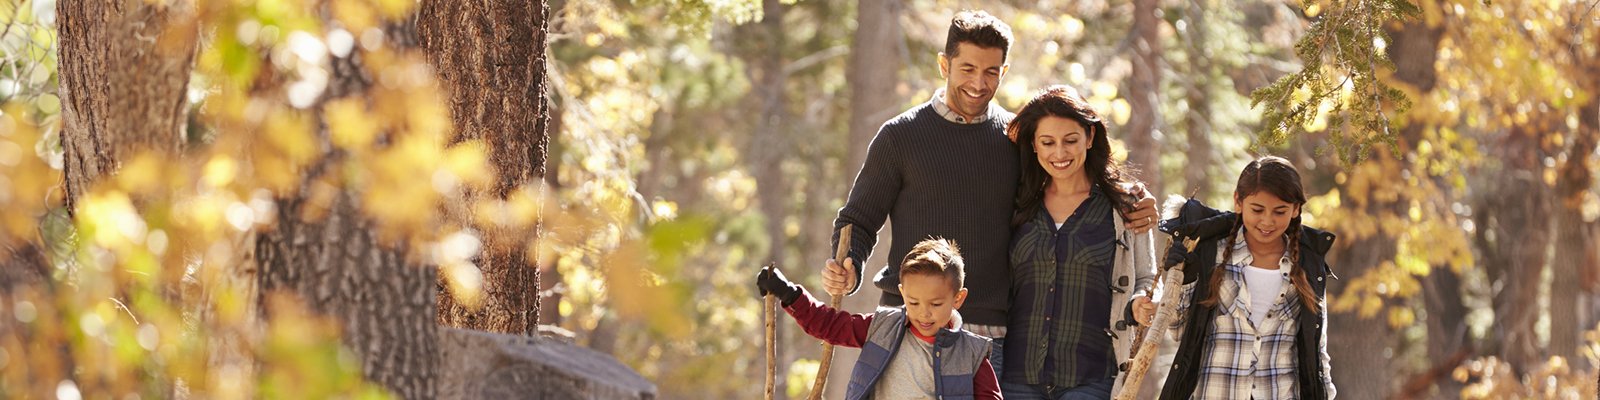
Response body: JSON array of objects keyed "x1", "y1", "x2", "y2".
[{"x1": 845, "y1": 308, "x2": 991, "y2": 400}]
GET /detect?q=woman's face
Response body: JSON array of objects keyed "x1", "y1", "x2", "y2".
[
  {"x1": 1236, "y1": 191, "x2": 1300, "y2": 248},
  {"x1": 1033, "y1": 116, "x2": 1091, "y2": 183}
]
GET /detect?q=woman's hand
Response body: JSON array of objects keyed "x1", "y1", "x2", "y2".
[{"x1": 1133, "y1": 295, "x2": 1156, "y2": 326}]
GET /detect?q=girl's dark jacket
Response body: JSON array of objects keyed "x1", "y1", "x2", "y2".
[{"x1": 1156, "y1": 198, "x2": 1337, "y2": 400}]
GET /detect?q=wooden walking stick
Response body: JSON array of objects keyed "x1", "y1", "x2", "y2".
[
  {"x1": 1114, "y1": 236, "x2": 1201, "y2": 400},
  {"x1": 807, "y1": 225, "x2": 852, "y2": 400},
  {"x1": 764, "y1": 262, "x2": 779, "y2": 400}
]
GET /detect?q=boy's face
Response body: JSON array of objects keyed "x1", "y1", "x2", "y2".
[{"x1": 899, "y1": 273, "x2": 967, "y2": 337}]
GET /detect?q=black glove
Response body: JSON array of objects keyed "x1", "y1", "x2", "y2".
[
  {"x1": 1165, "y1": 239, "x2": 1203, "y2": 285},
  {"x1": 756, "y1": 267, "x2": 803, "y2": 307}
]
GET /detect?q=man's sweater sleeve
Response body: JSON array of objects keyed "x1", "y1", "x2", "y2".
[
  {"x1": 974, "y1": 357, "x2": 1001, "y2": 400},
  {"x1": 833, "y1": 125, "x2": 900, "y2": 295},
  {"x1": 784, "y1": 287, "x2": 872, "y2": 348}
]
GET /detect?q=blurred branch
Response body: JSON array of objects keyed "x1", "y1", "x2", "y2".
[{"x1": 783, "y1": 44, "x2": 848, "y2": 76}]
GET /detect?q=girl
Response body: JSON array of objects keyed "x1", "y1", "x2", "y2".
[
  {"x1": 1003, "y1": 85, "x2": 1157, "y2": 399},
  {"x1": 1155, "y1": 156, "x2": 1338, "y2": 399}
]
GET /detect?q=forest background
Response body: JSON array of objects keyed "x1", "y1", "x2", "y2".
[{"x1": 0, "y1": 0, "x2": 1597, "y2": 399}]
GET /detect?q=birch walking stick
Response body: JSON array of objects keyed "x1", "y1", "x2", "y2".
[
  {"x1": 1114, "y1": 236, "x2": 1200, "y2": 400},
  {"x1": 807, "y1": 225, "x2": 852, "y2": 400},
  {"x1": 764, "y1": 262, "x2": 779, "y2": 400}
]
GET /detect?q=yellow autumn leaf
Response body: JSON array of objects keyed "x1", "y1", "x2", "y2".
[
  {"x1": 203, "y1": 155, "x2": 240, "y2": 188},
  {"x1": 116, "y1": 153, "x2": 166, "y2": 195},
  {"x1": 442, "y1": 261, "x2": 485, "y2": 310},
  {"x1": 442, "y1": 140, "x2": 491, "y2": 190},
  {"x1": 331, "y1": 0, "x2": 378, "y2": 33},
  {"x1": 325, "y1": 98, "x2": 379, "y2": 150}
]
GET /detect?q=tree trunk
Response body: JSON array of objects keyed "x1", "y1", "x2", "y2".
[
  {"x1": 1327, "y1": 168, "x2": 1401, "y2": 399},
  {"x1": 846, "y1": 0, "x2": 904, "y2": 176},
  {"x1": 1477, "y1": 122, "x2": 1554, "y2": 374},
  {"x1": 1127, "y1": 0, "x2": 1163, "y2": 190},
  {"x1": 58, "y1": 0, "x2": 197, "y2": 214},
  {"x1": 50, "y1": 2, "x2": 197, "y2": 396},
  {"x1": 1386, "y1": 20, "x2": 1471, "y2": 396},
  {"x1": 256, "y1": 15, "x2": 440, "y2": 400},
  {"x1": 1550, "y1": 98, "x2": 1598, "y2": 361},
  {"x1": 824, "y1": 2, "x2": 904, "y2": 398},
  {"x1": 418, "y1": 0, "x2": 552, "y2": 336},
  {"x1": 749, "y1": 0, "x2": 789, "y2": 269},
  {"x1": 1181, "y1": 0, "x2": 1213, "y2": 202},
  {"x1": 256, "y1": 190, "x2": 439, "y2": 400}
]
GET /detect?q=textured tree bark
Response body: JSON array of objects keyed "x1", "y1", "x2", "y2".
[
  {"x1": 46, "y1": 2, "x2": 197, "y2": 397},
  {"x1": 256, "y1": 190, "x2": 439, "y2": 399},
  {"x1": 1126, "y1": 0, "x2": 1163, "y2": 190},
  {"x1": 256, "y1": 14, "x2": 440, "y2": 400},
  {"x1": 417, "y1": 0, "x2": 552, "y2": 336},
  {"x1": 58, "y1": 0, "x2": 197, "y2": 214}
]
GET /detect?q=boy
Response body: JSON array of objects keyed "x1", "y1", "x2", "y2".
[{"x1": 758, "y1": 238, "x2": 1000, "y2": 399}]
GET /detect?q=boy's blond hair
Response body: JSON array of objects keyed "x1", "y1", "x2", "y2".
[{"x1": 899, "y1": 238, "x2": 965, "y2": 291}]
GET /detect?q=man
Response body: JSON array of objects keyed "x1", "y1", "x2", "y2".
[{"x1": 822, "y1": 9, "x2": 1158, "y2": 382}]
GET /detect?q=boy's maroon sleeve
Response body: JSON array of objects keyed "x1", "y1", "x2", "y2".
[
  {"x1": 974, "y1": 357, "x2": 1001, "y2": 400},
  {"x1": 783, "y1": 287, "x2": 872, "y2": 348}
]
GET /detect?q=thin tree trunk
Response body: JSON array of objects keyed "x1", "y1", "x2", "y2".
[
  {"x1": 1477, "y1": 122, "x2": 1554, "y2": 374},
  {"x1": 820, "y1": 3, "x2": 905, "y2": 398},
  {"x1": 749, "y1": 0, "x2": 789, "y2": 268},
  {"x1": 1181, "y1": 0, "x2": 1213, "y2": 202},
  {"x1": 846, "y1": 0, "x2": 903, "y2": 176},
  {"x1": 418, "y1": 0, "x2": 552, "y2": 336},
  {"x1": 1327, "y1": 173, "x2": 1401, "y2": 399},
  {"x1": 1385, "y1": 20, "x2": 1470, "y2": 396},
  {"x1": 1550, "y1": 98, "x2": 1598, "y2": 360},
  {"x1": 1127, "y1": 0, "x2": 1163, "y2": 190},
  {"x1": 1421, "y1": 263, "x2": 1469, "y2": 397}
]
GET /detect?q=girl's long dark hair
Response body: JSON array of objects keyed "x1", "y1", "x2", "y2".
[
  {"x1": 1008, "y1": 85, "x2": 1137, "y2": 227},
  {"x1": 1198, "y1": 156, "x2": 1322, "y2": 315}
]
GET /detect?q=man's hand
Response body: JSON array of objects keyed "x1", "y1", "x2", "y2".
[
  {"x1": 822, "y1": 257, "x2": 857, "y2": 297},
  {"x1": 1133, "y1": 295, "x2": 1156, "y2": 326},
  {"x1": 1123, "y1": 183, "x2": 1158, "y2": 234}
]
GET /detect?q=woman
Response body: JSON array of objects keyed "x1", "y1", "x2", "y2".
[
  {"x1": 1002, "y1": 85, "x2": 1157, "y2": 399},
  {"x1": 1155, "y1": 156, "x2": 1337, "y2": 399}
]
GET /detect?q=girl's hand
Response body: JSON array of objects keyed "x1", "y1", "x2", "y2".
[{"x1": 1133, "y1": 295, "x2": 1156, "y2": 326}]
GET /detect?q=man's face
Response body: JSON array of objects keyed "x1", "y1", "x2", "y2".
[{"x1": 938, "y1": 42, "x2": 1008, "y2": 121}]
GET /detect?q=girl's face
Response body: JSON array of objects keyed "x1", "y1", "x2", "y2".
[
  {"x1": 1236, "y1": 191, "x2": 1300, "y2": 248},
  {"x1": 1033, "y1": 116, "x2": 1090, "y2": 182}
]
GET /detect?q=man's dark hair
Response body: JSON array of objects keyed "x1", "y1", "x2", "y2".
[{"x1": 944, "y1": 10, "x2": 1014, "y2": 61}]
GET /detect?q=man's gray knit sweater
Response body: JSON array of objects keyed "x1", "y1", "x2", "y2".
[{"x1": 832, "y1": 101, "x2": 1018, "y2": 327}]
